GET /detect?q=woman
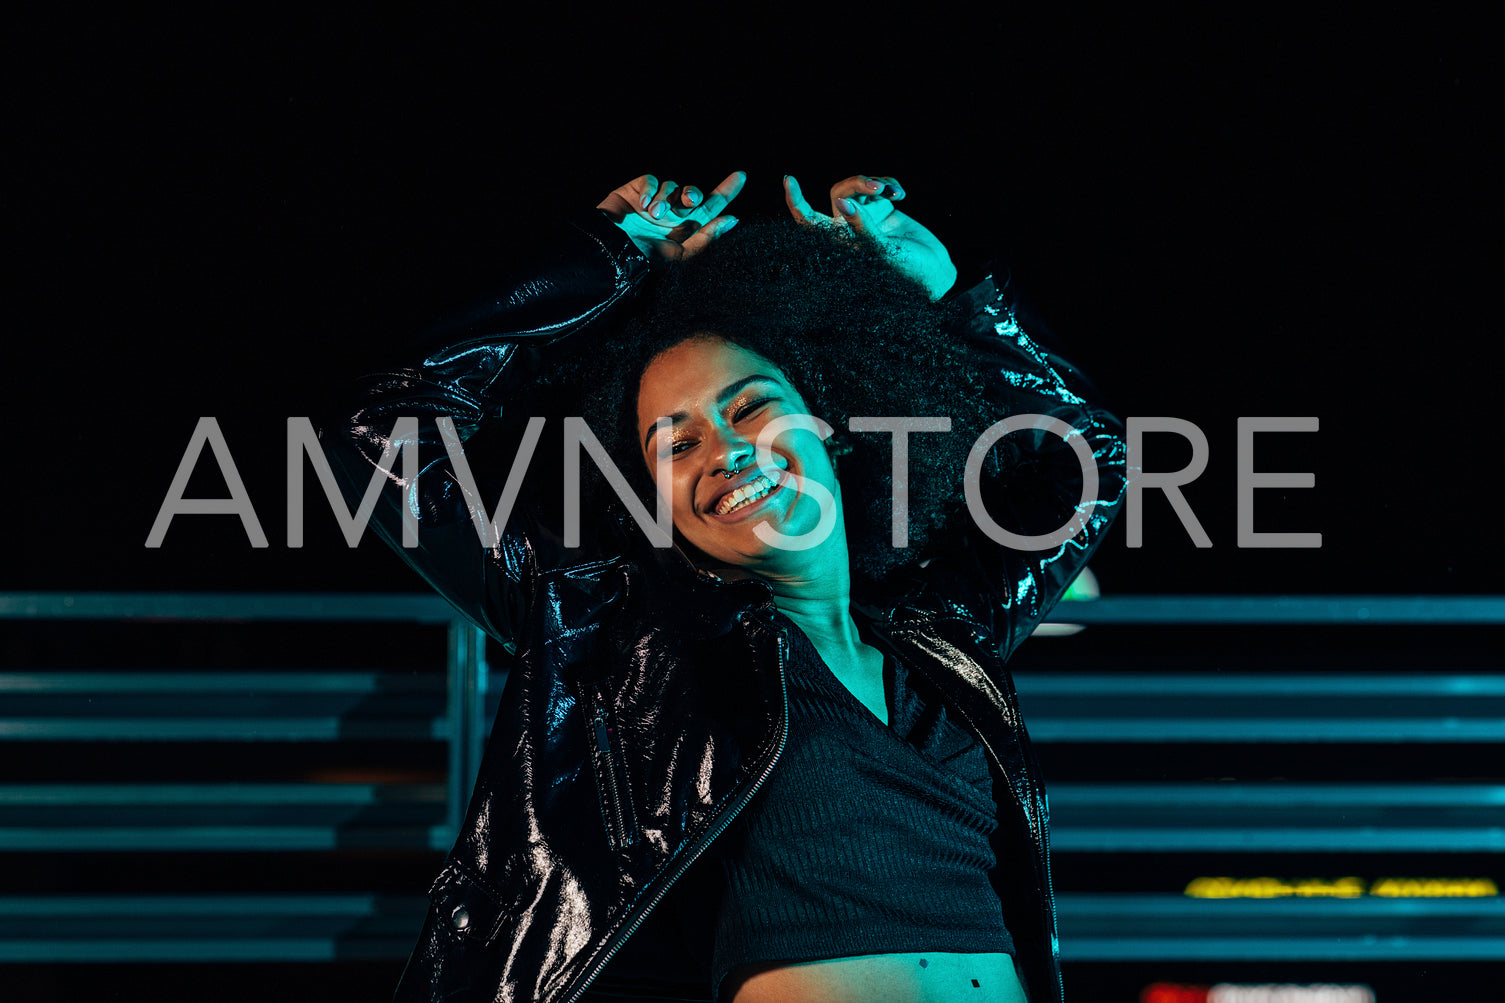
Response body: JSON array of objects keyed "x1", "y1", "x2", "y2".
[{"x1": 326, "y1": 169, "x2": 1127, "y2": 1002}]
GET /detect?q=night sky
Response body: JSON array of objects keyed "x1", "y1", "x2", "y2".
[{"x1": 10, "y1": 9, "x2": 1498, "y2": 597}]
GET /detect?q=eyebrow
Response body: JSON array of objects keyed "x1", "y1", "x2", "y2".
[{"x1": 643, "y1": 374, "x2": 783, "y2": 453}]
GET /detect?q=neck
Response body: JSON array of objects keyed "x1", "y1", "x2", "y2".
[{"x1": 759, "y1": 560, "x2": 863, "y2": 652}]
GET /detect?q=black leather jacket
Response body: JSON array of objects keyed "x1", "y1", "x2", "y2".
[{"x1": 324, "y1": 211, "x2": 1128, "y2": 1003}]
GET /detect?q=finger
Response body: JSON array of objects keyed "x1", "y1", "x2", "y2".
[
  {"x1": 833, "y1": 195, "x2": 870, "y2": 236},
  {"x1": 869, "y1": 175, "x2": 906, "y2": 200},
  {"x1": 634, "y1": 174, "x2": 660, "y2": 209},
  {"x1": 648, "y1": 180, "x2": 680, "y2": 221},
  {"x1": 596, "y1": 173, "x2": 658, "y2": 217},
  {"x1": 662, "y1": 183, "x2": 701, "y2": 222},
  {"x1": 784, "y1": 175, "x2": 824, "y2": 225},
  {"x1": 696, "y1": 170, "x2": 747, "y2": 220},
  {"x1": 678, "y1": 214, "x2": 739, "y2": 257},
  {"x1": 829, "y1": 174, "x2": 891, "y2": 205}
]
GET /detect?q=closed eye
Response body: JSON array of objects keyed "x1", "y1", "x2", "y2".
[
  {"x1": 661, "y1": 397, "x2": 778, "y2": 458},
  {"x1": 734, "y1": 397, "x2": 776, "y2": 422}
]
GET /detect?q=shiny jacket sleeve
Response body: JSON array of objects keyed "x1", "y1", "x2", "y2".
[
  {"x1": 318, "y1": 211, "x2": 650, "y2": 648},
  {"x1": 917, "y1": 273, "x2": 1130, "y2": 659}
]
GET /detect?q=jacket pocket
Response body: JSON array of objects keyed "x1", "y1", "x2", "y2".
[
  {"x1": 585, "y1": 686, "x2": 640, "y2": 851},
  {"x1": 427, "y1": 860, "x2": 512, "y2": 947}
]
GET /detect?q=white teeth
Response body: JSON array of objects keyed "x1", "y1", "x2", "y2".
[{"x1": 715, "y1": 474, "x2": 776, "y2": 516}]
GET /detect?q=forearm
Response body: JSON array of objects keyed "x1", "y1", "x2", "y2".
[
  {"x1": 930, "y1": 274, "x2": 1129, "y2": 655},
  {"x1": 317, "y1": 210, "x2": 649, "y2": 642}
]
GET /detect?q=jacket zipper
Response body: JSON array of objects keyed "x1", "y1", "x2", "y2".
[
  {"x1": 561, "y1": 622, "x2": 789, "y2": 1003},
  {"x1": 1042, "y1": 783, "x2": 1064, "y2": 1003},
  {"x1": 590, "y1": 696, "x2": 637, "y2": 851}
]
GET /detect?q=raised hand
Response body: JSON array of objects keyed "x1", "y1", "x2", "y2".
[
  {"x1": 598, "y1": 171, "x2": 746, "y2": 261},
  {"x1": 784, "y1": 174, "x2": 957, "y2": 299}
]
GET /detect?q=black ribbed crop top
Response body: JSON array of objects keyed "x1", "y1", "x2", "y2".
[{"x1": 709, "y1": 613, "x2": 1015, "y2": 999}]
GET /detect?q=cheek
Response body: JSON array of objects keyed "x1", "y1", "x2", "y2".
[
  {"x1": 776, "y1": 428, "x2": 835, "y2": 475},
  {"x1": 661, "y1": 465, "x2": 698, "y2": 516}
]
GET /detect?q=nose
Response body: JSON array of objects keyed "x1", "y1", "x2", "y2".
[{"x1": 710, "y1": 430, "x2": 754, "y2": 480}]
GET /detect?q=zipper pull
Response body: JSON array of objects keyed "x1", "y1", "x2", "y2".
[{"x1": 593, "y1": 702, "x2": 612, "y2": 745}]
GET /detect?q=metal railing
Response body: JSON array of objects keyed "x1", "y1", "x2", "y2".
[
  {"x1": 1, "y1": 592, "x2": 1501, "y2": 965},
  {"x1": 0, "y1": 592, "x2": 487, "y2": 851}
]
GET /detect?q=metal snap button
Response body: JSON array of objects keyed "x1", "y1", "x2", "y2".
[{"x1": 450, "y1": 905, "x2": 470, "y2": 931}]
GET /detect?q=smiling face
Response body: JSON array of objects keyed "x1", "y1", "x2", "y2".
[{"x1": 636, "y1": 335, "x2": 844, "y2": 573}]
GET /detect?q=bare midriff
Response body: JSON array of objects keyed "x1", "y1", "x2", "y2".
[{"x1": 725, "y1": 950, "x2": 1027, "y2": 1002}]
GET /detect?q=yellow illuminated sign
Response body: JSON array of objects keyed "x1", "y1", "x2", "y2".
[
  {"x1": 1368, "y1": 876, "x2": 1498, "y2": 897},
  {"x1": 1185, "y1": 876, "x2": 1497, "y2": 898}
]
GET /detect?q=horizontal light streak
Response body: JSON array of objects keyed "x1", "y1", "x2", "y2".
[{"x1": 1185, "y1": 877, "x2": 1497, "y2": 899}]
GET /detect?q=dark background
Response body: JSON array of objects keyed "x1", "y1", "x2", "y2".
[
  {"x1": 4, "y1": 8, "x2": 1501, "y2": 1001},
  {"x1": 9, "y1": 8, "x2": 1498, "y2": 597}
]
